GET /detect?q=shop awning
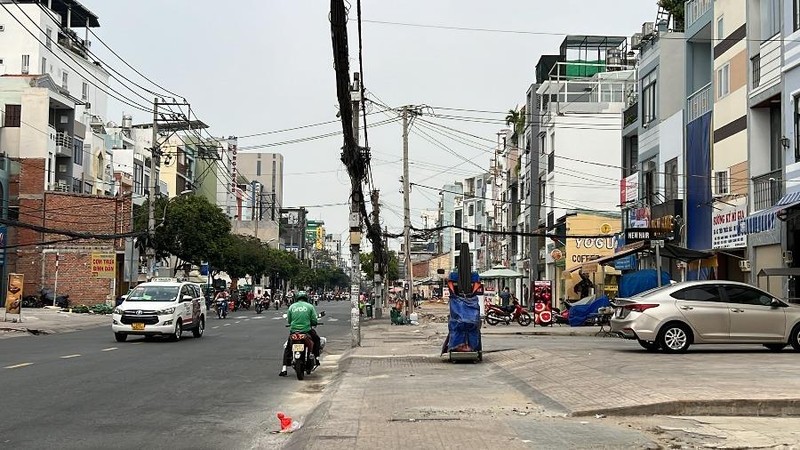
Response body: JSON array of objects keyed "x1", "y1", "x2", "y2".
[
  {"x1": 741, "y1": 191, "x2": 800, "y2": 234},
  {"x1": 567, "y1": 241, "x2": 647, "y2": 273},
  {"x1": 659, "y1": 244, "x2": 713, "y2": 262}
]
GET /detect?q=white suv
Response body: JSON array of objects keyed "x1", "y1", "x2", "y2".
[{"x1": 112, "y1": 279, "x2": 206, "y2": 342}]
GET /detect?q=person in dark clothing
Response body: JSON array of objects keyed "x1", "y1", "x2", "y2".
[{"x1": 499, "y1": 287, "x2": 512, "y2": 307}]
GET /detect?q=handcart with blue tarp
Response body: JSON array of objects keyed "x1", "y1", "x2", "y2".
[{"x1": 441, "y1": 243, "x2": 483, "y2": 362}]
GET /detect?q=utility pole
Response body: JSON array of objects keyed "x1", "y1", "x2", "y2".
[
  {"x1": 384, "y1": 225, "x2": 390, "y2": 309},
  {"x1": 402, "y1": 106, "x2": 414, "y2": 317},
  {"x1": 350, "y1": 73, "x2": 362, "y2": 347},
  {"x1": 371, "y1": 189, "x2": 383, "y2": 319},
  {"x1": 146, "y1": 97, "x2": 159, "y2": 281}
]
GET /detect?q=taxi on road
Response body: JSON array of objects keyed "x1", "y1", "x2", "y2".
[{"x1": 111, "y1": 278, "x2": 206, "y2": 342}]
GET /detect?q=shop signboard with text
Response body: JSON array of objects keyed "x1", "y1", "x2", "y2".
[{"x1": 712, "y1": 197, "x2": 747, "y2": 249}]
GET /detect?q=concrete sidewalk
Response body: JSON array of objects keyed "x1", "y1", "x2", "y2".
[
  {"x1": 291, "y1": 314, "x2": 800, "y2": 449},
  {"x1": 288, "y1": 320, "x2": 655, "y2": 450},
  {"x1": 1, "y1": 307, "x2": 108, "y2": 338}
]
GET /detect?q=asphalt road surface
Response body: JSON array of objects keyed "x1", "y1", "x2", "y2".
[{"x1": 0, "y1": 300, "x2": 352, "y2": 449}]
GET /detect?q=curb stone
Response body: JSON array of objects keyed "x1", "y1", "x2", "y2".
[{"x1": 570, "y1": 398, "x2": 800, "y2": 418}]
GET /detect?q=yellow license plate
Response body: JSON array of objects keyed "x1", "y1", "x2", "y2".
[
  {"x1": 132, "y1": 323, "x2": 145, "y2": 331},
  {"x1": 292, "y1": 344, "x2": 305, "y2": 351}
]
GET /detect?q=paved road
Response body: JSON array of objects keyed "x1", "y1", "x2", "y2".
[{"x1": 0, "y1": 301, "x2": 352, "y2": 449}]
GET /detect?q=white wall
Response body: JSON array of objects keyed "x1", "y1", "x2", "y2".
[{"x1": 547, "y1": 112, "x2": 623, "y2": 220}]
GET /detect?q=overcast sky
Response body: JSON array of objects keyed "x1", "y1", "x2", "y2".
[{"x1": 86, "y1": 0, "x2": 657, "y2": 250}]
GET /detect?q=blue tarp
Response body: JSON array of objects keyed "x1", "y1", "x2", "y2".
[
  {"x1": 618, "y1": 270, "x2": 672, "y2": 298},
  {"x1": 568, "y1": 295, "x2": 611, "y2": 327},
  {"x1": 446, "y1": 295, "x2": 482, "y2": 352}
]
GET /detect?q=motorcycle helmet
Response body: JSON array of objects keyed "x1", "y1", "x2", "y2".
[{"x1": 296, "y1": 291, "x2": 309, "y2": 302}]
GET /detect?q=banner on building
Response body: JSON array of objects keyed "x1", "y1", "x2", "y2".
[
  {"x1": 91, "y1": 252, "x2": 117, "y2": 279},
  {"x1": 613, "y1": 234, "x2": 637, "y2": 271},
  {"x1": 712, "y1": 197, "x2": 747, "y2": 249},
  {"x1": 620, "y1": 173, "x2": 639, "y2": 205},
  {"x1": 5, "y1": 273, "x2": 23, "y2": 315}
]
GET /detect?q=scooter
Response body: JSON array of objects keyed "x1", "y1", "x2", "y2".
[
  {"x1": 485, "y1": 300, "x2": 532, "y2": 326},
  {"x1": 254, "y1": 296, "x2": 269, "y2": 314},
  {"x1": 216, "y1": 297, "x2": 229, "y2": 319},
  {"x1": 284, "y1": 312, "x2": 326, "y2": 380},
  {"x1": 273, "y1": 297, "x2": 281, "y2": 310}
]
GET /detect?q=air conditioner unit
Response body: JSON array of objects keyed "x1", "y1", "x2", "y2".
[
  {"x1": 642, "y1": 22, "x2": 655, "y2": 37},
  {"x1": 630, "y1": 33, "x2": 643, "y2": 50},
  {"x1": 784, "y1": 251, "x2": 794, "y2": 264},
  {"x1": 739, "y1": 260, "x2": 752, "y2": 272}
]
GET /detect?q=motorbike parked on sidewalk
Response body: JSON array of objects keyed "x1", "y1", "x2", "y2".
[
  {"x1": 285, "y1": 312, "x2": 326, "y2": 380},
  {"x1": 485, "y1": 300, "x2": 532, "y2": 326}
]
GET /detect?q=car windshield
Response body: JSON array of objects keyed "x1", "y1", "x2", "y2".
[{"x1": 126, "y1": 286, "x2": 179, "y2": 302}]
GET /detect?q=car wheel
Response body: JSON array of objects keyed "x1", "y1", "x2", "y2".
[
  {"x1": 658, "y1": 323, "x2": 692, "y2": 353},
  {"x1": 638, "y1": 339, "x2": 660, "y2": 352},
  {"x1": 790, "y1": 324, "x2": 800, "y2": 351},
  {"x1": 170, "y1": 320, "x2": 183, "y2": 342},
  {"x1": 192, "y1": 318, "x2": 204, "y2": 338},
  {"x1": 114, "y1": 332, "x2": 127, "y2": 342},
  {"x1": 764, "y1": 343, "x2": 787, "y2": 352}
]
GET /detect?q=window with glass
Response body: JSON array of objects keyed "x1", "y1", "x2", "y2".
[
  {"x1": 723, "y1": 286, "x2": 773, "y2": 306},
  {"x1": 717, "y1": 63, "x2": 730, "y2": 99},
  {"x1": 3, "y1": 104, "x2": 21, "y2": 127},
  {"x1": 714, "y1": 171, "x2": 729, "y2": 195},
  {"x1": 73, "y1": 139, "x2": 83, "y2": 166},
  {"x1": 795, "y1": 0, "x2": 800, "y2": 32},
  {"x1": 641, "y1": 71, "x2": 657, "y2": 124},
  {"x1": 664, "y1": 158, "x2": 678, "y2": 201},
  {"x1": 21, "y1": 54, "x2": 29, "y2": 74},
  {"x1": 82, "y1": 82, "x2": 89, "y2": 101},
  {"x1": 717, "y1": 16, "x2": 724, "y2": 40},
  {"x1": 46, "y1": 27, "x2": 52, "y2": 49},
  {"x1": 761, "y1": 0, "x2": 781, "y2": 40},
  {"x1": 671, "y1": 285, "x2": 723, "y2": 301}
]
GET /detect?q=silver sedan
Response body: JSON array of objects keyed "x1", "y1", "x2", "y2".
[{"x1": 611, "y1": 280, "x2": 800, "y2": 353}]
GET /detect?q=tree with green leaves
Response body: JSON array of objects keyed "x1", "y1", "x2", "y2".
[
  {"x1": 659, "y1": 0, "x2": 684, "y2": 31},
  {"x1": 134, "y1": 195, "x2": 232, "y2": 273},
  {"x1": 361, "y1": 251, "x2": 399, "y2": 283},
  {"x1": 505, "y1": 107, "x2": 526, "y2": 147}
]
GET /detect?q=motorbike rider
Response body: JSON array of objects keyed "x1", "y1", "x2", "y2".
[{"x1": 279, "y1": 291, "x2": 321, "y2": 377}]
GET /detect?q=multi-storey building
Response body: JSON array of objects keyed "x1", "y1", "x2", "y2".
[
  {"x1": 237, "y1": 152, "x2": 284, "y2": 216},
  {"x1": 536, "y1": 35, "x2": 635, "y2": 301}
]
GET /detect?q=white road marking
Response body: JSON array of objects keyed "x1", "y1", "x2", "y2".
[
  {"x1": 60, "y1": 354, "x2": 81, "y2": 359},
  {"x1": 328, "y1": 318, "x2": 339, "y2": 322},
  {"x1": 102, "y1": 347, "x2": 118, "y2": 352},
  {"x1": 212, "y1": 326, "x2": 220, "y2": 329},
  {"x1": 244, "y1": 319, "x2": 250, "y2": 322},
  {"x1": 272, "y1": 317, "x2": 283, "y2": 320},
  {"x1": 132, "y1": 342, "x2": 143, "y2": 345},
  {"x1": 252, "y1": 316, "x2": 263, "y2": 320},
  {"x1": 224, "y1": 323, "x2": 231, "y2": 327},
  {"x1": 235, "y1": 321, "x2": 241, "y2": 324},
  {"x1": 4, "y1": 363, "x2": 33, "y2": 369}
]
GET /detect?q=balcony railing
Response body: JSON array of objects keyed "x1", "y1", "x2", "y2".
[
  {"x1": 686, "y1": 0, "x2": 712, "y2": 29},
  {"x1": 687, "y1": 83, "x2": 712, "y2": 123},
  {"x1": 752, "y1": 170, "x2": 784, "y2": 211},
  {"x1": 623, "y1": 102, "x2": 638, "y2": 127},
  {"x1": 55, "y1": 131, "x2": 73, "y2": 156}
]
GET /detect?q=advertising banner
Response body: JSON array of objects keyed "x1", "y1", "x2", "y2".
[
  {"x1": 712, "y1": 197, "x2": 747, "y2": 249},
  {"x1": 91, "y1": 252, "x2": 117, "y2": 279},
  {"x1": 5, "y1": 273, "x2": 23, "y2": 315},
  {"x1": 620, "y1": 173, "x2": 639, "y2": 204},
  {"x1": 532, "y1": 280, "x2": 553, "y2": 325}
]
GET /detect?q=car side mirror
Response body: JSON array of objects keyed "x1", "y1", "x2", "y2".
[
  {"x1": 771, "y1": 298, "x2": 783, "y2": 308},
  {"x1": 182, "y1": 295, "x2": 193, "y2": 303}
]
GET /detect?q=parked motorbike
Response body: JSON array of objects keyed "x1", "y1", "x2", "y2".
[
  {"x1": 216, "y1": 297, "x2": 229, "y2": 319},
  {"x1": 285, "y1": 312, "x2": 326, "y2": 380},
  {"x1": 485, "y1": 300, "x2": 532, "y2": 326}
]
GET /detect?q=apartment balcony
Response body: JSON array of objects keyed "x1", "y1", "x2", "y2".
[
  {"x1": 623, "y1": 102, "x2": 638, "y2": 127},
  {"x1": 752, "y1": 170, "x2": 784, "y2": 212},
  {"x1": 751, "y1": 37, "x2": 782, "y2": 97},
  {"x1": 687, "y1": 83, "x2": 712, "y2": 123},
  {"x1": 686, "y1": 0, "x2": 713, "y2": 34},
  {"x1": 55, "y1": 131, "x2": 73, "y2": 157}
]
